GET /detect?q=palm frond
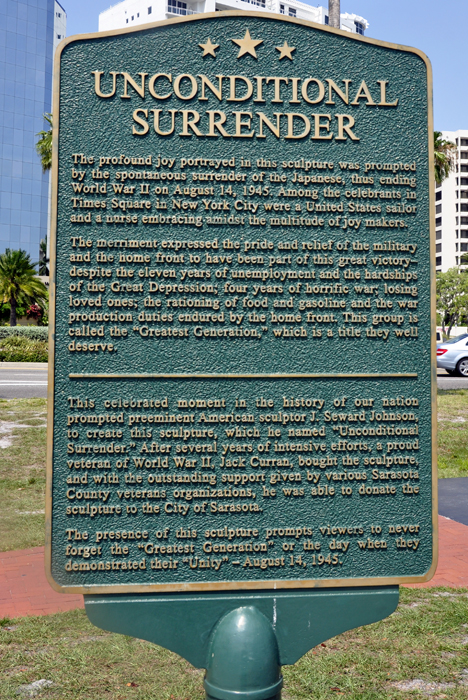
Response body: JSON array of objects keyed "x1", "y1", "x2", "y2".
[
  {"x1": 36, "y1": 113, "x2": 53, "y2": 172},
  {"x1": 434, "y1": 131, "x2": 457, "y2": 186},
  {"x1": 0, "y1": 249, "x2": 48, "y2": 325}
]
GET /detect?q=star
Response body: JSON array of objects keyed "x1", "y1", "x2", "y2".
[
  {"x1": 199, "y1": 38, "x2": 219, "y2": 57},
  {"x1": 276, "y1": 41, "x2": 295, "y2": 60},
  {"x1": 231, "y1": 30, "x2": 263, "y2": 59}
]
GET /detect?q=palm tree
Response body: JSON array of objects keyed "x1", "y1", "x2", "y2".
[
  {"x1": 434, "y1": 131, "x2": 457, "y2": 186},
  {"x1": 328, "y1": 0, "x2": 340, "y2": 28},
  {"x1": 0, "y1": 249, "x2": 48, "y2": 326},
  {"x1": 39, "y1": 237, "x2": 49, "y2": 276},
  {"x1": 35, "y1": 113, "x2": 53, "y2": 172}
]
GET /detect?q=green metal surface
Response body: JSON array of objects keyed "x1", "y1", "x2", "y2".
[
  {"x1": 204, "y1": 606, "x2": 282, "y2": 700},
  {"x1": 49, "y1": 14, "x2": 425, "y2": 700},
  {"x1": 84, "y1": 586, "x2": 399, "y2": 667},
  {"x1": 49, "y1": 13, "x2": 434, "y2": 594}
]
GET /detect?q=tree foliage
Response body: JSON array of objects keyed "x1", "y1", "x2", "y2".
[
  {"x1": 39, "y1": 237, "x2": 49, "y2": 276},
  {"x1": 0, "y1": 249, "x2": 48, "y2": 326},
  {"x1": 434, "y1": 131, "x2": 457, "y2": 186},
  {"x1": 436, "y1": 267, "x2": 468, "y2": 336},
  {"x1": 35, "y1": 113, "x2": 53, "y2": 172}
]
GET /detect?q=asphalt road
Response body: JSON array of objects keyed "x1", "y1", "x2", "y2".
[
  {"x1": 439, "y1": 478, "x2": 468, "y2": 526},
  {"x1": 0, "y1": 364, "x2": 465, "y2": 399},
  {"x1": 437, "y1": 369, "x2": 468, "y2": 390},
  {"x1": 0, "y1": 363, "x2": 48, "y2": 399}
]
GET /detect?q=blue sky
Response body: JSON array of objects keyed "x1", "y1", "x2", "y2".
[{"x1": 64, "y1": 0, "x2": 466, "y2": 132}]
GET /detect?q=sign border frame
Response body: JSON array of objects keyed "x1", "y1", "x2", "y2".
[{"x1": 45, "y1": 10, "x2": 438, "y2": 594}]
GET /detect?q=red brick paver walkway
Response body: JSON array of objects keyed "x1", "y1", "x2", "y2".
[
  {"x1": 405, "y1": 515, "x2": 468, "y2": 589},
  {"x1": 0, "y1": 516, "x2": 466, "y2": 618},
  {"x1": 0, "y1": 547, "x2": 83, "y2": 618}
]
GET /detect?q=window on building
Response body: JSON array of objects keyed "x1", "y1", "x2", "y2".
[
  {"x1": 436, "y1": 231, "x2": 442, "y2": 240},
  {"x1": 436, "y1": 191, "x2": 442, "y2": 201},
  {"x1": 57, "y1": 34, "x2": 62, "y2": 39},
  {"x1": 280, "y1": 4, "x2": 285, "y2": 13},
  {"x1": 461, "y1": 151, "x2": 468, "y2": 159},
  {"x1": 148, "y1": 6, "x2": 152, "y2": 12},
  {"x1": 56, "y1": 12, "x2": 61, "y2": 17},
  {"x1": 137, "y1": 12, "x2": 140, "y2": 16},
  {"x1": 168, "y1": 0, "x2": 189, "y2": 14},
  {"x1": 461, "y1": 165, "x2": 468, "y2": 172},
  {"x1": 461, "y1": 231, "x2": 468, "y2": 238},
  {"x1": 461, "y1": 178, "x2": 468, "y2": 186},
  {"x1": 126, "y1": 18, "x2": 128, "y2": 22},
  {"x1": 131, "y1": 15, "x2": 134, "y2": 19},
  {"x1": 461, "y1": 204, "x2": 468, "y2": 211},
  {"x1": 436, "y1": 217, "x2": 442, "y2": 227},
  {"x1": 436, "y1": 243, "x2": 442, "y2": 253},
  {"x1": 461, "y1": 243, "x2": 468, "y2": 252},
  {"x1": 325, "y1": 14, "x2": 329, "y2": 24},
  {"x1": 355, "y1": 21, "x2": 365, "y2": 34},
  {"x1": 289, "y1": 8, "x2": 296, "y2": 16},
  {"x1": 436, "y1": 204, "x2": 442, "y2": 214},
  {"x1": 436, "y1": 256, "x2": 442, "y2": 266},
  {"x1": 461, "y1": 192, "x2": 468, "y2": 199},
  {"x1": 456, "y1": 256, "x2": 459, "y2": 264},
  {"x1": 461, "y1": 217, "x2": 468, "y2": 225},
  {"x1": 456, "y1": 243, "x2": 459, "y2": 252},
  {"x1": 461, "y1": 138, "x2": 468, "y2": 146}
]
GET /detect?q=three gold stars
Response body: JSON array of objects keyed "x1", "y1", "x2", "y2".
[
  {"x1": 199, "y1": 38, "x2": 219, "y2": 57},
  {"x1": 231, "y1": 30, "x2": 263, "y2": 58},
  {"x1": 198, "y1": 32, "x2": 296, "y2": 60},
  {"x1": 276, "y1": 41, "x2": 295, "y2": 60}
]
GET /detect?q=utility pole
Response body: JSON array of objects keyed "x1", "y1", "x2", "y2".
[{"x1": 328, "y1": 0, "x2": 340, "y2": 28}]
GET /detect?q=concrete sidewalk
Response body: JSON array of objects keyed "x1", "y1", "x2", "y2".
[{"x1": 0, "y1": 515, "x2": 466, "y2": 619}]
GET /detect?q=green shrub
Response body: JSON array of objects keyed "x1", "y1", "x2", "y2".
[
  {"x1": 0, "y1": 326, "x2": 48, "y2": 341},
  {"x1": 0, "y1": 335, "x2": 48, "y2": 362}
]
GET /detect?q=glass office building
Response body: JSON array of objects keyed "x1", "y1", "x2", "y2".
[{"x1": 0, "y1": 0, "x2": 66, "y2": 260}]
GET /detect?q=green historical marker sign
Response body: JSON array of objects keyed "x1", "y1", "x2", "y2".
[{"x1": 46, "y1": 12, "x2": 437, "y2": 596}]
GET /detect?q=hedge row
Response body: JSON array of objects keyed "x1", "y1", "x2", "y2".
[
  {"x1": 0, "y1": 336, "x2": 48, "y2": 362},
  {"x1": 0, "y1": 326, "x2": 48, "y2": 341}
]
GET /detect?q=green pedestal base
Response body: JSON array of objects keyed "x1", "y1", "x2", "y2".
[
  {"x1": 204, "y1": 606, "x2": 283, "y2": 700},
  {"x1": 84, "y1": 586, "x2": 398, "y2": 698}
]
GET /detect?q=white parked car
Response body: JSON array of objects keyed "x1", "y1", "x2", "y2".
[{"x1": 437, "y1": 333, "x2": 468, "y2": 376}]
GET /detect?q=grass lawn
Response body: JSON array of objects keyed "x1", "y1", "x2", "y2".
[
  {"x1": 437, "y1": 389, "x2": 468, "y2": 478},
  {"x1": 0, "y1": 398, "x2": 47, "y2": 551},
  {"x1": 0, "y1": 392, "x2": 467, "y2": 550},
  {"x1": 1, "y1": 587, "x2": 468, "y2": 699}
]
